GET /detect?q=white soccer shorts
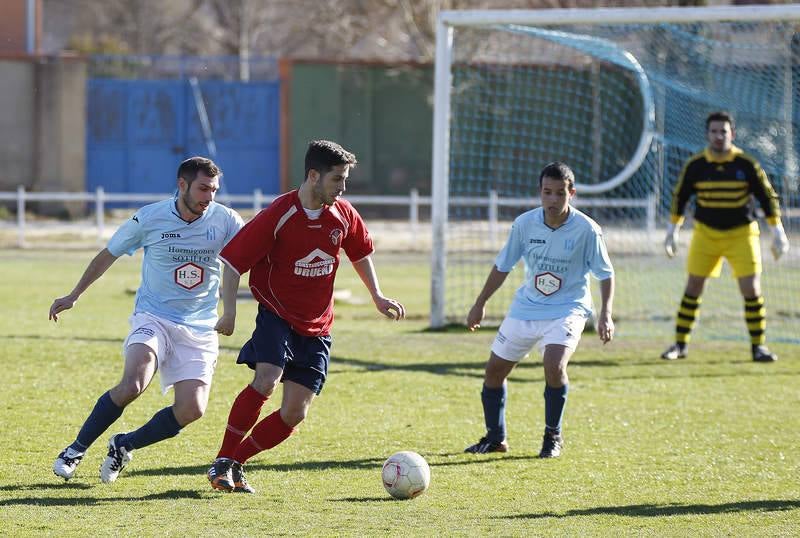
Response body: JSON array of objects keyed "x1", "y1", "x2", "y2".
[
  {"x1": 490, "y1": 314, "x2": 587, "y2": 362},
  {"x1": 123, "y1": 312, "x2": 219, "y2": 394}
]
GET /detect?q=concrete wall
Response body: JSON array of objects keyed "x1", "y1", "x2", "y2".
[
  {"x1": 34, "y1": 56, "x2": 86, "y2": 194},
  {"x1": 0, "y1": 55, "x2": 86, "y2": 216},
  {"x1": 0, "y1": 60, "x2": 36, "y2": 189}
]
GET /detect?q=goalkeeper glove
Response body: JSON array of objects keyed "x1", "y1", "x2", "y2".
[
  {"x1": 770, "y1": 223, "x2": 789, "y2": 261},
  {"x1": 664, "y1": 223, "x2": 680, "y2": 258}
]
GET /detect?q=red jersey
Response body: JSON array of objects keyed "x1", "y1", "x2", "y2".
[{"x1": 220, "y1": 190, "x2": 374, "y2": 336}]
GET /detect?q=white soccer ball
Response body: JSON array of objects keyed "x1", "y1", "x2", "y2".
[{"x1": 381, "y1": 450, "x2": 430, "y2": 500}]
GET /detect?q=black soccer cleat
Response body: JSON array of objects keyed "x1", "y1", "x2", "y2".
[
  {"x1": 661, "y1": 343, "x2": 688, "y2": 360},
  {"x1": 464, "y1": 436, "x2": 509, "y2": 454},
  {"x1": 752, "y1": 345, "x2": 778, "y2": 362},
  {"x1": 231, "y1": 461, "x2": 255, "y2": 494},
  {"x1": 208, "y1": 457, "x2": 235, "y2": 492},
  {"x1": 538, "y1": 431, "x2": 564, "y2": 459}
]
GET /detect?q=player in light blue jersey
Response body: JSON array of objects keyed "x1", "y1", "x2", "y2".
[
  {"x1": 49, "y1": 157, "x2": 244, "y2": 483},
  {"x1": 464, "y1": 162, "x2": 615, "y2": 459}
]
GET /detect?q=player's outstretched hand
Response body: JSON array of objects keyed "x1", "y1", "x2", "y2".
[
  {"x1": 376, "y1": 296, "x2": 405, "y2": 321},
  {"x1": 664, "y1": 224, "x2": 679, "y2": 258},
  {"x1": 49, "y1": 294, "x2": 77, "y2": 323},
  {"x1": 215, "y1": 312, "x2": 236, "y2": 336},
  {"x1": 466, "y1": 303, "x2": 485, "y2": 332},
  {"x1": 770, "y1": 225, "x2": 789, "y2": 261},
  {"x1": 597, "y1": 311, "x2": 614, "y2": 344}
]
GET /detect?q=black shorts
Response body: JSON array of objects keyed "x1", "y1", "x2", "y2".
[{"x1": 237, "y1": 305, "x2": 332, "y2": 395}]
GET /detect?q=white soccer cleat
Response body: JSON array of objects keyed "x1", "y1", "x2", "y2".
[
  {"x1": 53, "y1": 447, "x2": 85, "y2": 480},
  {"x1": 99, "y1": 434, "x2": 133, "y2": 483},
  {"x1": 660, "y1": 343, "x2": 688, "y2": 360}
]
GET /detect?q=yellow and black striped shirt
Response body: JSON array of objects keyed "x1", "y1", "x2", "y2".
[{"x1": 670, "y1": 145, "x2": 782, "y2": 230}]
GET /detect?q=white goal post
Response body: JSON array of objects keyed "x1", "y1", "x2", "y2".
[{"x1": 430, "y1": 5, "x2": 800, "y2": 343}]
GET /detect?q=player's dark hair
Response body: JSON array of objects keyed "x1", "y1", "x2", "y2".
[
  {"x1": 177, "y1": 156, "x2": 220, "y2": 185},
  {"x1": 539, "y1": 161, "x2": 575, "y2": 189},
  {"x1": 304, "y1": 140, "x2": 357, "y2": 179},
  {"x1": 706, "y1": 111, "x2": 734, "y2": 130}
]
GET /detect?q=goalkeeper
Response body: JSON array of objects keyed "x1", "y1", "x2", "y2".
[{"x1": 661, "y1": 111, "x2": 789, "y2": 362}]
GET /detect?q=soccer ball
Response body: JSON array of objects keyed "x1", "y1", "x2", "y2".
[{"x1": 381, "y1": 451, "x2": 430, "y2": 500}]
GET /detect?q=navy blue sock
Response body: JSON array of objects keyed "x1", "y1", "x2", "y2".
[
  {"x1": 71, "y1": 391, "x2": 124, "y2": 452},
  {"x1": 481, "y1": 384, "x2": 507, "y2": 443},
  {"x1": 119, "y1": 406, "x2": 182, "y2": 451},
  {"x1": 543, "y1": 384, "x2": 569, "y2": 434}
]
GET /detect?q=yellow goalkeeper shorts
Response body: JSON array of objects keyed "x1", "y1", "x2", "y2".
[{"x1": 687, "y1": 221, "x2": 761, "y2": 278}]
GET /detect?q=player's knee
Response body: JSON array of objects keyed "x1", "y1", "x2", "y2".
[
  {"x1": 280, "y1": 407, "x2": 307, "y2": 428},
  {"x1": 251, "y1": 377, "x2": 279, "y2": 398},
  {"x1": 543, "y1": 363, "x2": 568, "y2": 386},
  {"x1": 111, "y1": 380, "x2": 146, "y2": 405},
  {"x1": 173, "y1": 401, "x2": 205, "y2": 425},
  {"x1": 484, "y1": 370, "x2": 507, "y2": 388},
  {"x1": 252, "y1": 368, "x2": 282, "y2": 397},
  {"x1": 484, "y1": 355, "x2": 513, "y2": 387}
]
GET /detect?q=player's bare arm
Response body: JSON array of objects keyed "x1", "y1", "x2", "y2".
[
  {"x1": 467, "y1": 266, "x2": 509, "y2": 331},
  {"x1": 49, "y1": 248, "x2": 119, "y2": 322},
  {"x1": 351, "y1": 255, "x2": 405, "y2": 321},
  {"x1": 597, "y1": 277, "x2": 615, "y2": 344},
  {"x1": 214, "y1": 262, "x2": 241, "y2": 336}
]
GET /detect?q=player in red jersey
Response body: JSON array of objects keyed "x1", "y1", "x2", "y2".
[{"x1": 206, "y1": 140, "x2": 405, "y2": 493}]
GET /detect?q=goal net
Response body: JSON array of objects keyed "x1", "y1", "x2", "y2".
[{"x1": 431, "y1": 6, "x2": 800, "y2": 345}]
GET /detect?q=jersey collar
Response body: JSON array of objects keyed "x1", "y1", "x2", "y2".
[
  {"x1": 704, "y1": 144, "x2": 743, "y2": 164},
  {"x1": 293, "y1": 188, "x2": 333, "y2": 215},
  {"x1": 538, "y1": 205, "x2": 574, "y2": 230},
  {"x1": 171, "y1": 194, "x2": 209, "y2": 224}
]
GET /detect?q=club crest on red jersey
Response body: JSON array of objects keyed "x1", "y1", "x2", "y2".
[{"x1": 330, "y1": 229, "x2": 343, "y2": 246}]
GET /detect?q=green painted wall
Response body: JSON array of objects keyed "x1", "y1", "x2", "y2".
[
  {"x1": 289, "y1": 63, "x2": 434, "y2": 195},
  {"x1": 288, "y1": 61, "x2": 640, "y2": 203}
]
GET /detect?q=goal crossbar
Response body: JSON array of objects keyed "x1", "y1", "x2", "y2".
[{"x1": 438, "y1": 5, "x2": 800, "y2": 27}]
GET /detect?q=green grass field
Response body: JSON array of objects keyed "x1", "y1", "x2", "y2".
[{"x1": 1, "y1": 249, "x2": 798, "y2": 536}]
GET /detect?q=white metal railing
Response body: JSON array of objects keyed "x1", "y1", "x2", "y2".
[{"x1": 0, "y1": 186, "x2": 657, "y2": 248}]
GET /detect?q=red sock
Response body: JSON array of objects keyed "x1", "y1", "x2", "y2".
[
  {"x1": 233, "y1": 410, "x2": 294, "y2": 464},
  {"x1": 216, "y1": 385, "x2": 268, "y2": 459}
]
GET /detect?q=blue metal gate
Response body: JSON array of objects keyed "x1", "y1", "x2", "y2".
[{"x1": 87, "y1": 78, "x2": 280, "y2": 197}]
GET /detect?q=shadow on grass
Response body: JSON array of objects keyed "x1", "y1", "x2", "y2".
[
  {"x1": 330, "y1": 355, "x2": 531, "y2": 382},
  {"x1": 429, "y1": 454, "x2": 537, "y2": 467},
  {"x1": 0, "y1": 333, "x2": 243, "y2": 353},
  {"x1": 0, "y1": 333, "x2": 122, "y2": 345},
  {"x1": 329, "y1": 355, "x2": 620, "y2": 384},
  {"x1": 125, "y1": 452, "x2": 522, "y2": 481},
  {"x1": 498, "y1": 499, "x2": 800, "y2": 519},
  {"x1": 331, "y1": 496, "x2": 397, "y2": 503},
  {"x1": 0, "y1": 488, "x2": 203, "y2": 507},
  {"x1": 0, "y1": 482, "x2": 93, "y2": 491},
  {"x1": 129, "y1": 456, "x2": 387, "y2": 478}
]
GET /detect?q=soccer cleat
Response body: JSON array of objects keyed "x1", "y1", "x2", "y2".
[
  {"x1": 231, "y1": 461, "x2": 255, "y2": 494},
  {"x1": 207, "y1": 457, "x2": 235, "y2": 492},
  {"x1": 538, "y1": 431, "x2": 564, "y2": 459},
  {"x1": 53, "y1": 447, "x2": 85, "y2": 480},
  {"x1": 752, "y1": 345, "x2": 778, "y2": 362},
  {"x1": 464, "y1": 436, "x2": 509, "y2": 454},
  {"x1": 660, "y1": 343, "x2": 688, "y2": 360},
  {"x1": 99, "y1": 433, "x2": 133, "y2": 483}
]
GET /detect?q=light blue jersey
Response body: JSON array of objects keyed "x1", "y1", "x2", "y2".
[
  {"x1": 495, "y1": 206, "x2": 613, "y2": 321},
  {"x1": 107, "y1": 198, "x2": 244, "y2": 331}
]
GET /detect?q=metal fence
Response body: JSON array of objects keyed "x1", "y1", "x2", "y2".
[{"x1": 0, "y1": 187, "x2": 658, "y2": 249}]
